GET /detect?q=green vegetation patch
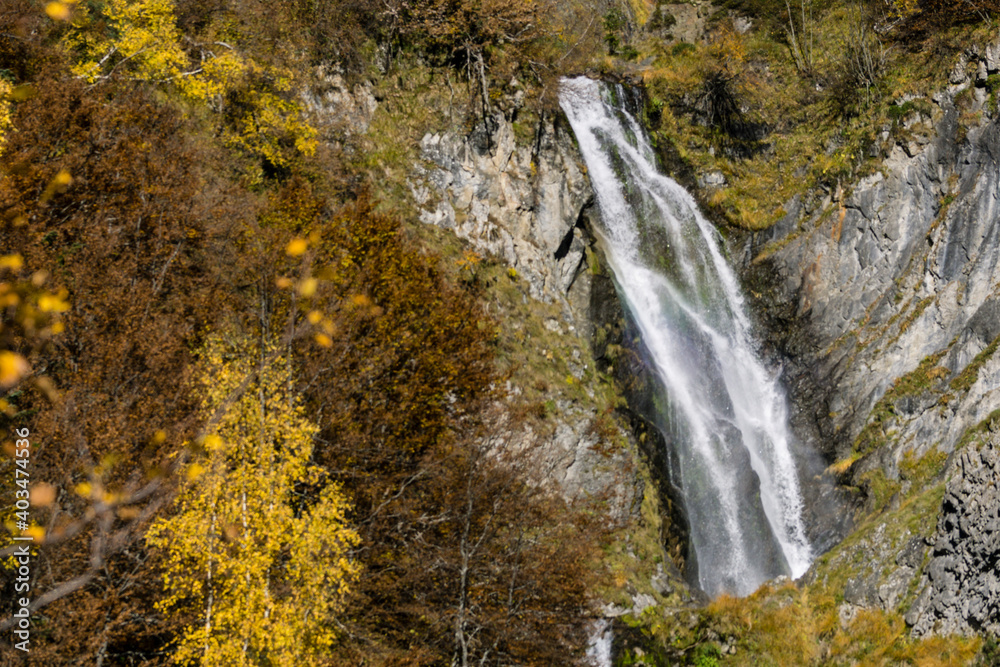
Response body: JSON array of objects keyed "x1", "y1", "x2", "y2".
[
  {"x1": 600, "y1": 458, "x2": 686, "y2": 610},
  {"x1": 612, "y1": 472, "x2": 973, "y2": 664},
  {"x1": 950, "y1": 333, "x2": 1000, "y2": 393},
  {"x1": 899, "y1": 446, "x2": 948, "y2": 489},
  {"x1": 854, "y1": 349, "x2": 949, "y2": 455},
  {"x1": 859, "y1": 468, "x2": 903, "y2": 514},
  {"x1": 956, "y1": 408, "x2": 1000, "y2": 451},
  {"x1": 625, "y1": 0, "x2": 989, "y2": 231}
]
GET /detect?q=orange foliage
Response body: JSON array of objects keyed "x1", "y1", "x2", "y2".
[
  {"x1": 302, "y1": 193, "x2": 497, "y2": 479},
  {"x1": 284, "y1": 196, "x2": 598, "y2": 663}
]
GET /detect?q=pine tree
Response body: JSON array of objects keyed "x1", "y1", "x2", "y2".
[{"x1": 147, "y1": 333, "x2": 358, "y2": 666}]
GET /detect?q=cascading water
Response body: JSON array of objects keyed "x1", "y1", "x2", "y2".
[{"x1": 560, "y1": 77, "x2": 812, "y2": 597}]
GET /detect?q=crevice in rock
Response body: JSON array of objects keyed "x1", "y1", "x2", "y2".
[{"x1": 554, "y1": 197, "x2": 592, "y2": 261}]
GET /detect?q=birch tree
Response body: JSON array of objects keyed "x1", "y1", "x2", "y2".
[{"x1": 146, "y1": 333, "x2": 358, "y2": 666}]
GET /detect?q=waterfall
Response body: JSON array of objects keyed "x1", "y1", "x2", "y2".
[{"x1": 560, "y1": 77, "x2": 812, "y2": 597}]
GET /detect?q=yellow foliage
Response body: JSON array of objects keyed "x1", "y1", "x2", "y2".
[
  {"x1": 67, "y1": 0, "x2": 189, "y2": 84},
  {"x1": 23, "y1": 524, "x2": 45, "y2": 541},
  {"x1": 147, "y1": 334, "x2": 359, "y2": 666},
  {"x1": 456, "y1": 250, "x2": 482, "y2": 271},
  {"x1": 0, "y1": 351, "x2": 30, "y2": 388},
  {"x1": 298, "y1": 277, "x2": 318, "y2": 297},
  {"x1": 890, "y1": 0, "x2": 921, "y2": 21},
  {"x1": 709, "y1": 24, "x2": 747, "y2": 75},
  {"x1": 0, "y1": 254, "x2": 23, "y2": 271},
  {"x1": 285, "y1": 238, "x2": 308, "y2": 257},
  {"x1": 0, "y1": 79, "x2": 12, "y2": 155},
  {"x1": 45, "y1": 0, "x2": 77, "y2": 21},
  {"x1": 827, "y1": 452, "x2": 861, "y2": 475},
  {"x1": 61, "y1": 0, "x2": 316, "y2": 168},
  {"x1": 220, "y1": 62, "x2": 318, "y2": 168}
]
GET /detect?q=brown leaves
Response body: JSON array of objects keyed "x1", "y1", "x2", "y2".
[
  {"x1": 302, "y1": 193, "x2": 497, "y2": 479},
  {"x1": 0, "y1": 74, "x2": 252, "y2": 664},
  {"x1": 289, "y1": 196, "x2": 597, "y2": 664}
]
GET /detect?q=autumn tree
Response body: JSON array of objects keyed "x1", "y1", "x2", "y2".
[
  {"x1": 300, "y1": 194, "x2": 498, "y2": 496},
  {"x1": 406, "y1": 410, "x2": 599, "y2": 665},
  {"x1": 146, "y1": 333, "x2": 359, "y2": 666},
  {"x1": 274, "y1": 197, "x2": 601, "y2": 664},
  {"x1": 0, "y1": 12, "x2": 253, "y2": 658},
  {"x1": 60, "y1": 0, "x2": 317, "y2": 176},
  {"x1": 0, "y1": 79, "x2": 11, "y2": 152},
  {"x1": 0, "y1": 2, "x2": 607, "y2": 663}
]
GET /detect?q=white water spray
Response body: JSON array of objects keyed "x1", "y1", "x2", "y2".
[{"x1": 560, "y1": 77, "x2": 812, "y2": 597}]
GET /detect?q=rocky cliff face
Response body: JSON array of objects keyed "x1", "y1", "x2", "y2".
[
  {"x1": 327, "y1": 52, "x2": 1000, "y2": 641},
  {"x1": 909, "y1": 427, "x2": 1000, "y2": 637},
  {"x1": 413, "y1": 110, "x2": 592, "y2": 306},
  {"x1": 409, "y1": 107, "x2": 635, "y2": 508},
  {"x1": 744, "y1": 44, "x2": 1000, "y2": 637},
  {"x1": 407, "y1": 101, "x2": 700, "y2": 613}
]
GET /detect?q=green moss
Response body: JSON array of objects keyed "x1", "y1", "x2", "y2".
[
  {"x1": 353, "y1": 63, "x2": 452, "y2": 210},
  {"x1": 859, "y1": 468, "x2": 902, "y2": 514},
  {"x1": 750, "y1": 230, "x2": 800, "y2": 264},
  {"x1": 692, "y1": 644, "x2": 722, "y2": 667},
  {"x1": 854, "y1": 349, "x2": 948, "y2": 455},
  {"x1": 891, "y1": 349, "x2": 949, "y2": 396},
  {"x1": 950, "y1": 334, "x2": 1000, "y2": 393},
  {"x1": 899, "y1": 446, "x2": 948, "y2": 490},
  {"x1": 987, "y1": 74, "x2": 1000, "y2": 112},
  {"x1": 887, "y1": 98, "x2": 934, "y2": 122},
  {"x1": 671, "y1": 41, "x2": 696, "y2": 56},
  {"x1": 903, "y1": 483, "x2": 947, "y2": 536},
  {"x1": 814, "y1": 479, "x2": 944, "y2": 603},
  {"x1": 979, "y1": 634, "x2": 1000, "y2": 666},
  {"x1": 618, "y1": 552, "x2": 979, "y2": 665},
  {"x1": 597, "y1": 454, "x2": 685, "y2": 610},
  {"x1": 586, "y1": 245, "x2": 604, "y2": 276}
]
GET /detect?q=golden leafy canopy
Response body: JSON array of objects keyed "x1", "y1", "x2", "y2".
[
  {"x1": 0, "y1": 79, "x2": 11, "y2": 154},
  {"x1": 146, "y1": 333, "x2": 359, "y2": 666},
  {"x1": 61, "y1": 0, "x2": 316, "y2": 168}
]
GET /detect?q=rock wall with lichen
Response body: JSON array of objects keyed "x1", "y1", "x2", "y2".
[{"x1": 742, "y1": 42, "x2": 1000, "y2": 638}]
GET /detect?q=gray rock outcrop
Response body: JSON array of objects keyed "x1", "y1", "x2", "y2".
[
  {"x1": 302, "y1": 68, "x2": 378, "y2": 141},
  {"x1": 413, "y1": 112, "x2": 592, "y2": 305},
  {"x1": 908, "y1": 433, "x2": 1000, "y2": 636},
  {"x1": 408, "y1": 110, "x2": 655, "y2": 526},
  {"x1": 747, "y1": 76, "x2": 1000, "y2": 479},
  {"x1": 741, "y1": 43, "x2": 1000, "y2": 638}
]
